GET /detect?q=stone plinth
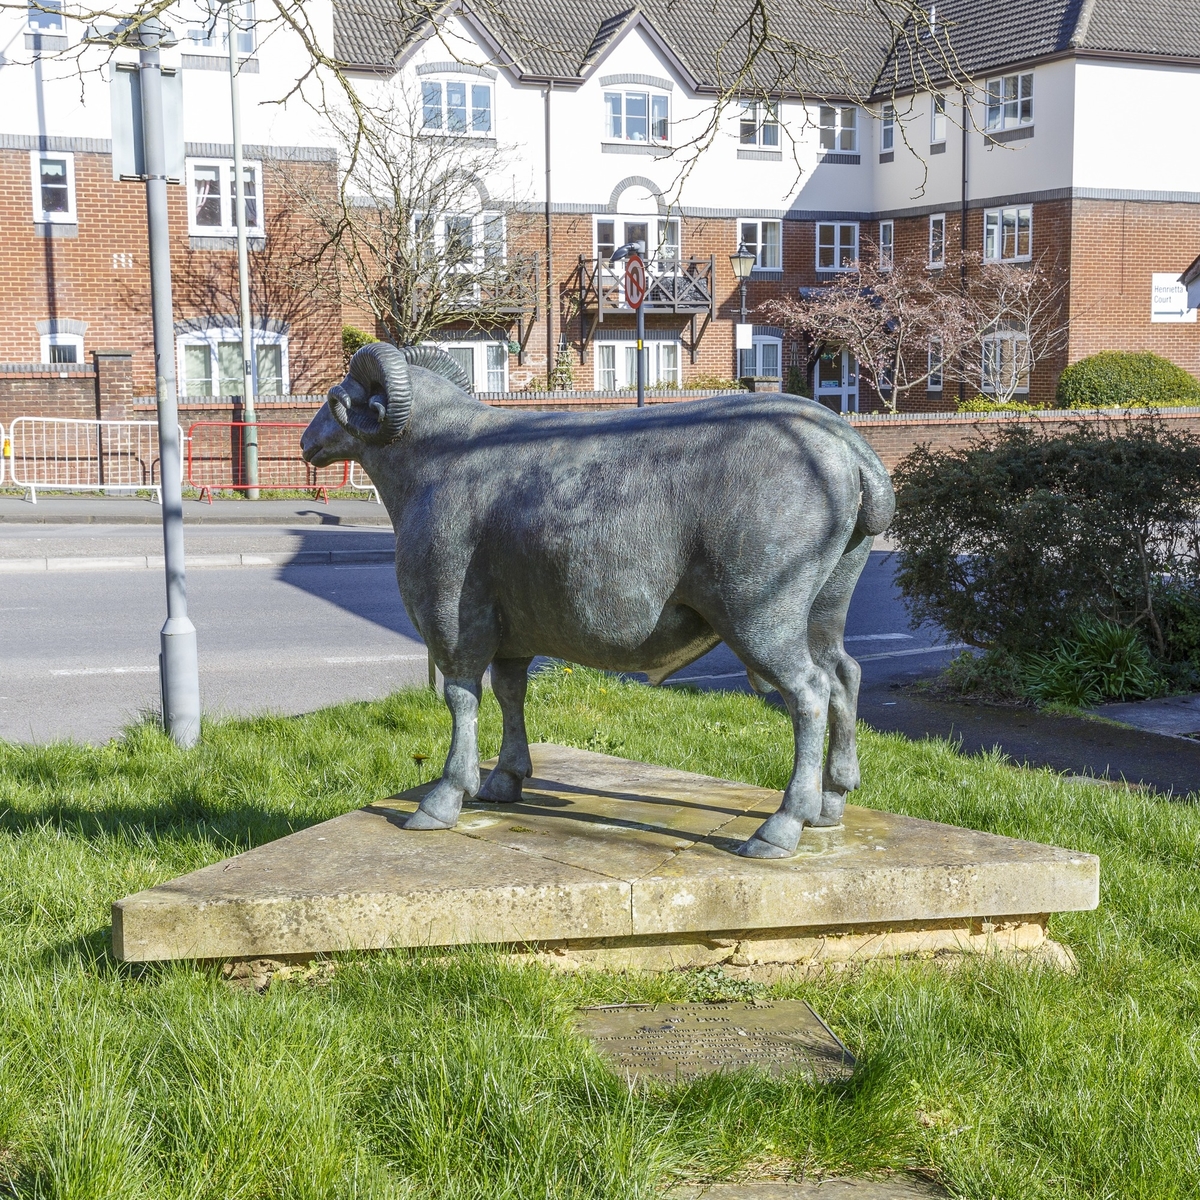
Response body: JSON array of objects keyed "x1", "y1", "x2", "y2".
[{"x1": 112, "y1": 744, "x2": 1099, "y2": 967}]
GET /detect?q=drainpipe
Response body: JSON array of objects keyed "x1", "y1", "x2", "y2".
[
  {"x1": 544, "y1": 82, "x2": 553, "y2": 379},
  {"x1": 959, "y1": 86, "x2": 969, "y2": 404}
]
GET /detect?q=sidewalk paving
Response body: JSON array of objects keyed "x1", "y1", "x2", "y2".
[{"x1": 0, "y1": 495, "x2": 390, "y2": 525}]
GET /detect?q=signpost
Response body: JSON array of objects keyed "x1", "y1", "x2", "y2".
[
  {"x1": 1151, "y1": 273, "x2": 1197, "y2": 324},
  {"x1": 624, "y1": 251, "x2": 647, "y2": 408}
]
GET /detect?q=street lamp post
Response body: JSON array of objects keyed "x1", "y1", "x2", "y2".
[
  {"x1": 729, "y1": 243, "x2": 756, "y2": 380},
  {"x1": 610, "y1": 240, "x2": 647, "y2": 406}
]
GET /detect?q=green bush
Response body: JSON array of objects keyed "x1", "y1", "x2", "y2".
[
  {"x1": 956, "y1": 395, "x2": 1038, "y2": 413},
  {"x1": 1020, "y1": 618, "x2": 1164, "y2": 706},
  {"x1": 891, "y1": 414, "x2": 1200, "y2": 666},
  {"x1": 341, "y1": 325, "x2": 377, "y2": 367},
  {"x1": 1056, "y1": 351, "x2": 1200, "y2": 409}
]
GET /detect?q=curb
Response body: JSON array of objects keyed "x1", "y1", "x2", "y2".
[
  {"x1": 0, "y1": 513, "x2": 392, "y2": 527},
  {"x1": 0, "y1": 549, "x2": 396, "y2": 574}
]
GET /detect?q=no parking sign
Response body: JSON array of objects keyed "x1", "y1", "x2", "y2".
[{"x1": 624, "y1": 255, "x2": 647, "y2": 309}]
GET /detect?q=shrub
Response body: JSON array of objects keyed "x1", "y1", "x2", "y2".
[
  {"x1": 891, "y1": 414, "x2": 1200, "y2": 663},
  {"x1": 1056, "y1": 351, "x2": 1200, "y2": 409},
  {"x1": 1020, "y1": 618, "x2": 1164, "y2": 707},
  {"x1": 342, "y1": 325, "x2": 377, "y2": 367},
  {"x1": 687, "y1": 373, "x2": 743, "y2": 392},
  {"x1": 956, "y1": 395, "x2": 1038, "y2": 413}
]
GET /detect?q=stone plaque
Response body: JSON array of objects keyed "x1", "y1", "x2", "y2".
[{"x1": 574, "y1": 999, "x2": 854, "y2": 1083}]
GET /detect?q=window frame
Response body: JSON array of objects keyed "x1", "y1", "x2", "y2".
[
  {"x1": 818, "y1": 104, "x2": 858, "y2": 153},
  {"x1": 30, "y1": 150, "x2": 76, "y2": 224},
  {"x1": 40, "y1": 331, "x2": 83, "y2": 364},
  {"x1": 927, "y1": 337, "x2": 944, "y2": 391},
  {"x1": 881, "y1": 102, "x2": 895, "y2": 151},
  {"x1": 739, "y1": 100, "x2": 780, "y2": 148},
  {"x1": 420, "y1": 76, "x2": 494, "y2": 136},
  {"x1": 930, "y1": 94, "x2": 948, "y2": 145},
  {"x1": 27, "y1": 0, "x2": 64, "y2": 32},
  {"x1": 593, "y1": 339, "x2": 684, "y2": 390},
  {"x1": 603, "y1": 88, "x2": 670, "y2": 146},
  {"x1": 739, "y1": 335, "x2": 782, "y2": 380},
  {"x1": 434, "y1": 340, "x2": 510, "y2": 394},
  {"x1": 186, "y1": 0, "x2": 255, "y2": 55},
  {"x1": 981, "y1": 331, "x2": 1031, "y2": 394},
  {"x1": 985, "y1": 72, "x2": 1034, "y2": 132},
  {"x1": 928, "y1": 213, "x2": 946, "y2": 267},
  {"x1": 877, "y1": 219, "x2": 894, "y2": 269},
  {"x1": 983, "y1": 205, "x2": 1033, "y2": 263},
  {"x1": 185, "y1": 157, "x2": 265, "y2": 238},
  {"x1": 177, "y1": 327, "x2": 288, "y2": 398},
  {"x1": 816, "y1": 221, "x2": 858, "y2": 272},
  {"x1": 736, "y1": 218, "x2": 782, "y2": 271}
]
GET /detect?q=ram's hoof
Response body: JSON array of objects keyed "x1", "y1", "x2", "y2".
[
  {"x1": 736, "y1": 835, "x2": 794, "y2": 859},
  {"x1": 401, "y1": 807, "x2": 457, "y2": 831},
  {"x1": 475, "y1": 768, "x2": 525, "y2": 805}
]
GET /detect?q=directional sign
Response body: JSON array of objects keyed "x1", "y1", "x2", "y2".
[
  {"x1": 624, "y1": 255, "x2": 647, "y2": 310},
  {"x1": 1151, "y1": 273, "x2": 1197, "y2": 324}
]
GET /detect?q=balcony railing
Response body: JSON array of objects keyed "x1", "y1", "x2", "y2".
[{"x1": 573, "y1": 254, "x2": 716, "y2": 362}]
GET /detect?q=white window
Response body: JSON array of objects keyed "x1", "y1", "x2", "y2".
[
  {"x1": 187, "y1": 0, "x2": 255, "y2": 54},
  {"x1": 927, "y1": 338, "x2": 943, "y2": 391},
  {"x1": 27, "y1": 0, "x2": 63, "y2": 31},
  {"x1": 604, "y1": 90, "x2": 669, "y2": 144},
  {"x1": 931, "y1": 94, "x2": 947, "y2": 144},
  {"x1": 982, "y1": 332, "x2": 1030, "y2": 394},
  {"x1": 186, "y1": 159, "x2": 264, "y2": 237},
  {"x1": 178, "y1": 330, "x2": 288, "y2": 397},
  {"x1": 878, "y1": 219, "x2": 894, "y2": 269},
  {"x1": 437, "y1": 342, "x2": 509, "y2": 393},
  {"x1": 881, "y1": 103, "x2": 895, "y2": 151},
  {"x1": 985, "y1": 73, "x2": 1033, "y2": 131},
  {"x1": 819, "y1": 105, "x2": 857, "y2": 152},
  {"x1": 594, "y1": 341, "x2": 682, "y2": 389},
  {"x1": 421, "y1": 78, "x2": 493, "y2": 135},
  {"x1": 40, "y1": 331, "x2": 83, "y2": 364},
  {"x1": 929, "y1": 214, "x2": 946, "y2": 266},
  {"x1": 30, "y1": 151, "x2": 75, "y2": 223},
  {"x1": 816, "y1": 222, "x2": 857, "y2": 271},
  {"x1": 422, "y1": 211, "x2": 505, "y2": 269},
  {"x1": 739, "y1": 336, "x2": 782, "y2": 380},
  {"x1": 983, "y1": 206, "x2": 1032, "y2": 262},
  {"x1": 739, "y1": 100, "x2": 780, "y2": 147},
  {"x1": 738, "y1": 219, "x2": 782, "y2": 270}
]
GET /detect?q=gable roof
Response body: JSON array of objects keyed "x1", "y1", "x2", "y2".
[{"x1": 334, "y1": 0, "x2": 1200, "y2": 93}]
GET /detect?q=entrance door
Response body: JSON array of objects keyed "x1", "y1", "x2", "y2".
[{"x1": 816, "y1": 347, "x2": 858, "y2": 412}]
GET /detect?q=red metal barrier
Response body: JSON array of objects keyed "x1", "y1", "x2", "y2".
[{"x1": 186, "y1": 422, "x2": 349, "y2": 503}]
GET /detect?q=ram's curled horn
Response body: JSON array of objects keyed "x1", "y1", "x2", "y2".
[
  {"x1": 401, "y1": 344, "x2": 473, "y2": 393},
  {"x1": 327, "y1": 342, "x2": 413, "y2": 445}
]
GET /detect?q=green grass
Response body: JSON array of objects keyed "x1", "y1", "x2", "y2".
[{"x1": 2, "y1": 666, "x2": 1200, "y2": 1198}]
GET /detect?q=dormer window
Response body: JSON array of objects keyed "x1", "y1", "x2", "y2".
[
  {"x1": 604, "y1": 89, "x2": 669, "y2": 144},
  {"x1": 422, "y1": 79, "x2": 493, "y2": 134},
  {"x1": 985, "y1": 73, "x2": 1033, "y2": 131}
]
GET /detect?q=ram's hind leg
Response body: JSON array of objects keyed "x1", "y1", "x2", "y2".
[
  {"x1": 809, "y1": 533, "x2": 873, "y2": 827},
  {"x1": 403, "y1": 676, "x2": 482, "y2": 831},
  {"x1": 476, "y1": 657, "x2": 534, "y2": 805}
]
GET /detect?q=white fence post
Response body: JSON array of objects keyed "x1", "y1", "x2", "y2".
[{"x1": 349, "y1": 461, "x2": 381, "y2": 503}]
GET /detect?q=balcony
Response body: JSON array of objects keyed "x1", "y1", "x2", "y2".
[
  {"x1": 573, "y1": 254, "x2": 717, "y2": 361},
  {"x1": 432, "y1": 252, "x2": 542, "y2": 360}
]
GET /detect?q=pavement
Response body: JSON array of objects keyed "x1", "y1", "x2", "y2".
[{"x1": 2, "y1": 496, "x2": 1199, "y2": 799}]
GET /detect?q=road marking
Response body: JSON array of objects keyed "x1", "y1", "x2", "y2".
[
  {"x1": 666, "y1": 643, "x2": 968, "y2": 685},
  {"x1": 844, "y1": 633, "x2": 913, "y2": 642},
  {"x1": 323, "y1": 653, "x2": 427, "y2": 664},
  {"x1": 51, "y1": 666, "x2": 157, "y2": 677}
]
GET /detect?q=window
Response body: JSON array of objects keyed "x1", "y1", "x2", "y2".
[
  {"x1": 878, "y1": 220, "x2": 894, "y2": 269},
  {"x1": 594, "y1": 340, "x2": 683, "y2": 389},
  {"x1": 738, "y1": 219, "x2": 782, "y2": 270},
  {"x1": 931, "y1": 94, "x2": 947, "y2": 145},
  {"x1": 927, "y1": 338, "x2": 943, "y2": 391},
  {"x1": 40, "y1": 332, "x2": 83, "y2": 363},
  {"x1": 819, "y1": 105, "x2": 857, "y2": 152},
  {"x1": 421, "y1": 79, "x2": 493, "y2": 135},
  {"x1": 186, "y1": 159, "x2": 263, "y2": 237},
  {"x1": 985, "y1": 73, "x2": 1033, "y2": 131},
  {"x1": 436, "y1": 342, "x2": 509, "y2": 393},
  {"x1": 187, "y1": 0, "x2": 255, "y2": 54},
  {"x1": 982, "y1": 332, "x2": 1031, "y2": 394},
  {"x1": 929, "y1": 214, "x2": 946, "y2": 267},
  {"x1": 30, "y1": 151, "x2": 75, "y2": 223},
  {"x1": 881, "y1": 103, "x2": 895, "y2": 151},
  {"x1": 179, "y1": 330, "x2": 288, "y2": 397},
  {"x1": 983, "y1": 206, "x2": 1032, "y2": 262},
  {"x1": 27, "y1": 0, "x2": 63, "y2": 31},
  {"x1": 739, "y1": 336, "x2": 782, "y2": 380},
  {"x1": 816, "y1": 222, "x2": 857, "y2": 271},
  {"x1": 604, "y1": 90, "x2": 669, "y2": 144},
  {"x1": 739, "y1": 100, "x2": 779, "y2": 147}
]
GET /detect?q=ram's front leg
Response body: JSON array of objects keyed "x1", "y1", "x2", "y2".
[{"x1": 403, "y1": 677, "x2": 481, "y2": 830}]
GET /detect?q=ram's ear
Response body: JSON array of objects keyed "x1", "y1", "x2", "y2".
[
  {"x1": 328, "y1": 343, "x2": 413, "y2": 444},
  {"x1": 402, "y1": 344, "x2": 474, "y2": 393}
]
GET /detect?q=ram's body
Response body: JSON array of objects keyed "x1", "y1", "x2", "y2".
[{"x1": 302, "y1": 347, "x2": 894, "y2": 857}]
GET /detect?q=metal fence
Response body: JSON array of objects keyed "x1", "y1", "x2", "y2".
[
  {"x1": 349, "y1": 461, "x2": 381, "y2": 503},
  {"x1": 8, "y1": 417, "x2": 173, "y2": 503},
  {"x1": 186, "y1": 421, "x2": 348, "y2": 502},
  {"x1": 0, "y1": 423, "x2": 6, "y2": 486}
]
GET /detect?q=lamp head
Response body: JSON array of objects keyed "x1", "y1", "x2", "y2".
[
  {"x1": 609, "y1": 240, "x2": 646, "y2": 264},
  {"x1": 729, "y1": 244, "x2": 756, "y2": 281}
]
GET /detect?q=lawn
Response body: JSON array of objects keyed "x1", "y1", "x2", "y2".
[{"x1": 1, "y1": 666, "x2": 1199, "y2": 1199}]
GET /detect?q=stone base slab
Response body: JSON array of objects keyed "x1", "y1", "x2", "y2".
[{"x1": 113, "y1": 744, "x2": 1099, "y2": 965}]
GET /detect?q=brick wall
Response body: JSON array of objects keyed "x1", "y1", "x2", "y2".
[{"x1": 0, "y1": 351, "x2": 134, "y2": 426}]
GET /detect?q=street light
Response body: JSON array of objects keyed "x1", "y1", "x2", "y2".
[
  {"x1": 610, "y1": 240, "x2": 647, "y2": 407},
  {"x1": 729, "y1": 243, "x2": 756, "y2": 381}
]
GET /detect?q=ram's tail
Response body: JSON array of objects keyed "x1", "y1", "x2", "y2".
[{"x1": 855, "y1": 447, "x2": 896, "y2": 537}]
